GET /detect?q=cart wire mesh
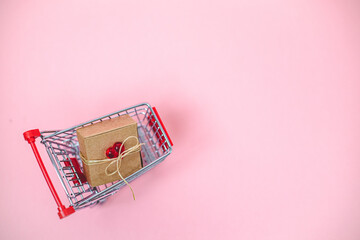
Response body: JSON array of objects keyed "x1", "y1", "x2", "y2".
[{"x1": 38, "y1": 103, "x2": 172, "y2": 209}]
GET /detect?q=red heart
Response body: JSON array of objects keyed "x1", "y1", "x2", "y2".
[
  {"x1": 113, "y1": 142, "x2": 125, "y2": 154},
  {"x1": 106, "y1": 147, "x2": 119, "y2": 159}
]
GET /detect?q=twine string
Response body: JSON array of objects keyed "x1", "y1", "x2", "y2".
[{"x1": 81, "y1": 136, "x2": 143, "y2": 200}]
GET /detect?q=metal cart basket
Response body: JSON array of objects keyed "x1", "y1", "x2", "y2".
[{"x1": 23, "y1": 103, "x2": 173, "y2": 219}]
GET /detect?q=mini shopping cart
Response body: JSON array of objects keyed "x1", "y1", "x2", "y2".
[{"x1": 23, "y1": 103, "x2": 173, "y2": 219}]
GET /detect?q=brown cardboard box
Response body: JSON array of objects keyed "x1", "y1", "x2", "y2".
[{"x1": 76, "y1": 115, "x2": 142, "y2": 187}]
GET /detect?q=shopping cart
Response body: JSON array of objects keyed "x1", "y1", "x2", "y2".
[{"x1": 23, "y1": 103, "x2": 173, "y2": 219}]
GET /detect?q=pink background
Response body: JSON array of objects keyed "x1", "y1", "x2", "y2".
[{"x1": 1, "y1": 0, "x2": 360, "y2": 239}]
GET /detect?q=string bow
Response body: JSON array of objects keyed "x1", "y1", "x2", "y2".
[{"x1": 81, "y1": 136, "x2": 143, "y2": 200}]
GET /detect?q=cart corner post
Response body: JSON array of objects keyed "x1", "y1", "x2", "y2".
[
  {"x1": 152, "y1": 107, "x2": 173, "y2": 147},
  {"x1": 23, "y1": 129, "x2": 75, "y2": 219}
]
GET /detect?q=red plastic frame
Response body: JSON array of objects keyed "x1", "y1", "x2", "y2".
[
  {"x1": 150, "y1": 107, "x2": 174, "y2": 146},
  {"x1": 23, "y1": 129, "x2": 75, "y2": 219}
]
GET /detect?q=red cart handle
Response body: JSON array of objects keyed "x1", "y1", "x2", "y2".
[
  {"x1": 23, "y1": 129, "x2": 75, "y2": 219},
  {"x1": 152, "y1": 107, "x2": 173, "y2": 147}
]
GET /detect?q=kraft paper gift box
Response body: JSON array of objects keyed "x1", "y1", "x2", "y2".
[{"x1": 76, "y1": 115, "x2": 142, "y2": 187}]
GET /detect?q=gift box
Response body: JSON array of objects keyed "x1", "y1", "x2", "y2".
[{"x1": 76, "y1": 115, "x2": 142, "y2": 187}]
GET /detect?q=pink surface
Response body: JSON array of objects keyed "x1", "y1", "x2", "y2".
[{"x1": 1, "y1": 0, "x2": 360, "y2": 239}]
